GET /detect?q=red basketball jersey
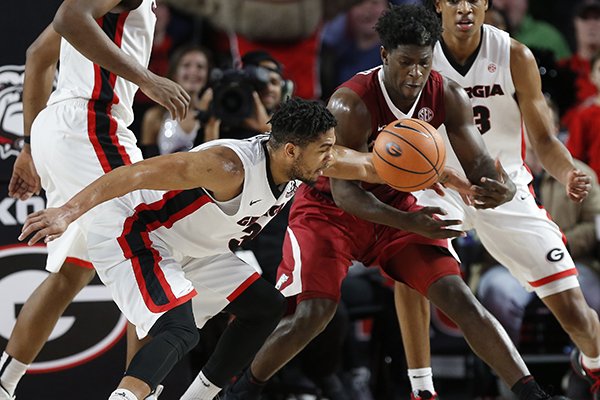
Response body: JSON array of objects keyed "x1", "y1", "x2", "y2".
[{"x1": 314, "y1": 66, "x2": 446, "y2": 199}]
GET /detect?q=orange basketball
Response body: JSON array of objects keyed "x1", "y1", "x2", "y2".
[{"x1": 373, "y1": 118, "x2": 446, "y2": 191}]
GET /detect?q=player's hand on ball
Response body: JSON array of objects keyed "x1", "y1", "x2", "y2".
[
  {"x1": 566, "y1": 169, "x2": 591, "y2": 203},
  {"x1": 404, "y1": 207, "x2": 465, "y2": 239},
  {"x1": 473, "y1": 159, "x2": 515, "y2": 209},
  {"x1": 19, "y1": 207, "x2": 73, "y2": 245}
]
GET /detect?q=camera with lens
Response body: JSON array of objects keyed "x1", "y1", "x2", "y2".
[{"x1": 205, "y1": 65, "x2": 271, "y2": 126}]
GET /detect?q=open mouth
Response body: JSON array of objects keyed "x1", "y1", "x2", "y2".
[{"x1": 457, "y1": 20, "x2": 474, "y2": 31}]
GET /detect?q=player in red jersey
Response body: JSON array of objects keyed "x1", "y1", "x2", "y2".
[{"x1": 224, "y1": 5, "x2": 568, "y2": 400}]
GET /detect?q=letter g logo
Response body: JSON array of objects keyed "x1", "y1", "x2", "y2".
[{"x1": 385, "y1": 142, "x2": 402, "y2": 157}]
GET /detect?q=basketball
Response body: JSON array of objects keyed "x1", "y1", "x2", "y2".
[{"x1": 373, "y1": 118, "x2": 446, "y2": 191}]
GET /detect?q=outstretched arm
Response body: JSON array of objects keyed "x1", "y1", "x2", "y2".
[
  {"x1": 323, "y1": 146, "x2": 382, "y2": 184},
  {"x1": 53, "y1": 0, "x2": 190, "y2": 119},
  {"x1": 8, "y1": 25, "x2": 60, "y2": 200},
  {"x1": 511, "y1": 39, "x2": 591, "y2": 202},
  {"x1": 20, "y1": 148, "x2": 244, "y2": 244}
]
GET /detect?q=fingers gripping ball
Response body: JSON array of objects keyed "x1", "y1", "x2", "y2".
[{"x1": 373, "y1": 118, "x2": 446, "y2": 191}]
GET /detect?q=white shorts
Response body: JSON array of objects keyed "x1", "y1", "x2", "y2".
[
  {"x1": 86, "y1": 207, "x2": 260, "y2": 338},
  {"x1": 30, "y1": 99, "x2": 142, "y2": 273},
  {"x1": 414, "y1": 183, "x2": 579, "y2": 297}
]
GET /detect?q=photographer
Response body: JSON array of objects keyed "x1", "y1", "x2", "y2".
[{"x1": 197, "y1": 50, "x2": 288, "y2": 144}]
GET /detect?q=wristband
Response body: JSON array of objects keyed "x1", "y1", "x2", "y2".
[{"x1": 23, "y1": 136, "x2": 31, "y2": 145}]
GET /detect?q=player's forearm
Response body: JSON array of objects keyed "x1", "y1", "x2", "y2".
[
  {"x1": 23, "y1": 27, "x2": 60, "y2": 136},
  {"x1": 53, "y1": 5, "x2": 150, "y2": 88},
  {"x1": 325, "y1": 147, "x2": 383, "y2": 184},
  {"x1": 463, "y1": 154, "x2": 497, "y2": 184},
  {"x1": 330, "y1": 179, "x2": 409, "y2": 229},
  {"x1": 534, "y1": 136, "x2": 576, "y2": 185},
  {"x1": 63, "y1": 153, "x2": 216, "y2": 222}
]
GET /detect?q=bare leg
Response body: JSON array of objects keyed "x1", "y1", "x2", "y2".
[
  {"x1": 428, "y1": 275, "x2": 528, "y2": 387},
  {"x1": 542, "y1": 288, "x2": 600, "y2": 358},
  {"x1": 250, "y1": 298, "x2": 338, "y2": 381},
  {"x1": 394, "y1": 282, "x2": 431, "y2": 369},
  {"x1": 6, "y1": 262, "x2": 95, "y2": 363},
  {"x1": 115, "y1": 376, "x2": 151, "y2": 399}
]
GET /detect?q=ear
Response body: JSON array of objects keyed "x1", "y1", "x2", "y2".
[
  {"x1": 283, "y1": 142, "x2": 298, "y2": 159},
  {"x1": 380, "y1": 46, "x2": 388, "y2": 65},
  {"x1": 483, "y1": 0, "x2": 489, "y2": 11},
  {"x1": 435, "y1": 0, "x2": 442, "y2": 13}
]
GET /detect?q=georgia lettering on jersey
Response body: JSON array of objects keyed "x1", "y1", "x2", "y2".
[{"x1": 433, "y1": 24, "x2": 531, "y2": 185}]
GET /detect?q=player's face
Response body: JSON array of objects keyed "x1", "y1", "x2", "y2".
[
  {"x1": 175, "y1": 51, "x2": 209, "y2": 94},
  {"x1": 382, "y1": 45, "x2": 433, "y2": 102},
  {"x1": 290, "y1": 128, "x2": 336, "y2": 184},
  {"x1": 435, "y1": 0, "x2": 488, "y2": 38}
]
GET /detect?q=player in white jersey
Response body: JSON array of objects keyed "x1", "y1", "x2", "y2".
[
  {"x1": 2, "y1": 0, "x2": 190, "y2": 398},
  {"x1": 18, "y1": 99, "x2": 383, "y2": 400},
  {"x1": 393, "y1": 1, "x2": 600, "y2": 399}
]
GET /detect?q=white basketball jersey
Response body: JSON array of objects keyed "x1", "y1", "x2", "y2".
[
  {"x1": 48, "y1": 0, "x2": 156, "y2": 126},
  {"x1": 433, "y1": 24, "x2": 531, "y2": 185},
  {"x1": 97, "y1": 135, "x2": 299, "y2": 260}
]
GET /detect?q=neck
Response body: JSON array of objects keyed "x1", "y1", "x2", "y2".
[
  {"x1": 266, "y1": 141, "x2": 290, "y2": 185},
  {"x1": 441, "y1": 28, "x2": 482, "y2": 65},
  {"x1": 382, "y1": 71, "x2": 413, "y2": 112}
]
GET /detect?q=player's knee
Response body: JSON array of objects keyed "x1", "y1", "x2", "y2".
[
  {"x1": 56, "y1": 263, "x2": 96, "y2": 289},
  {"x1": 150, "y1": 301, "x2": 199, "y2": 357},
  {"x1": 293, "y1": 299, "x2": 337, "y2": 335},
  {"x1": 429, "y1": 276, "x2": 484, "y2": 320}
]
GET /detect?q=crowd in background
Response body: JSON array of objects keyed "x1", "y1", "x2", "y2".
[{"x1": 120, "y1": 0, "x2": 600, "y2": 398}]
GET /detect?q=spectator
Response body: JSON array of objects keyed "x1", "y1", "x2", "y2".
[
  {"x1": 141, "y1": 44, "x2": 213, "y2": 156},
  {"x1": 320, "y1": 0, "x2": 388, "y2": 98},
  {"x1": 494, "y1": 0, "x2": 571, "y2": 59},
  {"x1": 559, "y1": 0, "x2": 600, "y2": 128},
  {"x1": 566, "y1": 51, "x2": 600, "y2": 178}
]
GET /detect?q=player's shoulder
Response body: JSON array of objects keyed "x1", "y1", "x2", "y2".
[{"x1": 509, "y1": 37, "x2": 536, "y2": 66}]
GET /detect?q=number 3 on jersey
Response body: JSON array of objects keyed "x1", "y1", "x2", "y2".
[{"x1": 473, "y1": 105, "x2": 491, "y2": 134}]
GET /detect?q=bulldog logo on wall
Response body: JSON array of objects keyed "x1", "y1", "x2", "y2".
[
  {"x1": 0, "y1": 245, "x2": 126, "y2": 373},
  {"x1": 0, "y1": 65, "x2": 25, "y2": 160}
]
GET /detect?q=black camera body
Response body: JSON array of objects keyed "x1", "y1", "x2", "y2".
[{"x1": 209, "y1": 65, "x2": 271, "y2": 125}]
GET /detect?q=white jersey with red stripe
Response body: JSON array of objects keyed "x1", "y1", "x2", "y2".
[
  {"x1": 47, "y1": 0, "x2": 156, "y2": 126},
  {"x1": 433, "y1": 24, "x2": 531, "y2": 186},
  {"x1": 412, "y1": 24, "x2": 579, "y2": 297},
  {"x1": 87, "y1": 134, "x2": 299, "y2": 261}
]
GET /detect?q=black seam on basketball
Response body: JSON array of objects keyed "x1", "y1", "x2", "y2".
[
  {"x1": 382, "y1": 129, "x2": 437, "y2": 173},
  {"x1": 374, "y1": 148, "x2": 434, "y2": 175},
  {"x1": 408, "y1": 119, "x2": 442, "y2": 166}
]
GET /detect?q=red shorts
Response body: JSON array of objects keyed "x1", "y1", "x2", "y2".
[{"x1": 275, "y1": 184, "x2": 460, "y2": 303}]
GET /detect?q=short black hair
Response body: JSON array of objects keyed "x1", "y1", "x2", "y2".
[
  {"x1": 375, "y1": 4, "x2": 442, "y2": 50},
  {"x1": 242, "y1": 50, "x2": 283, "y2": 75},
  {"x1": 269, "y1": 98, "x2": 337, "y2": 148}
]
